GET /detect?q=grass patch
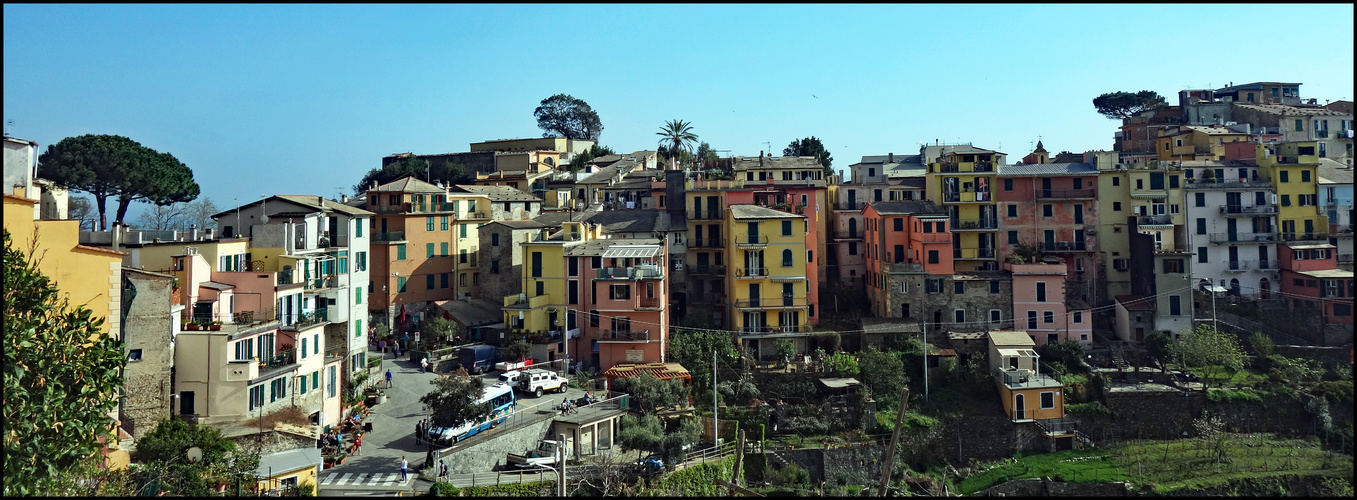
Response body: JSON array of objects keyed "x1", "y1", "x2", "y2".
[
  {"x1": 1066, "y1": 401, "x2": 1112, "y2": 417},
  {"x1": 874, "y1": 411, "x2": 939, "y2": 432},
  {"x1": 957, "y1": 448, "x2": 1124, "y2": 495},
  {"x1": 1206, "y1": 388, "x2": 1263, "y2": 403},
  {"x1": 1110, "y1": 433, "x2": 1353, "y2": 493},
  {"x1": 1060, "y1": 373, "x2": 1089, "y2": 385}
]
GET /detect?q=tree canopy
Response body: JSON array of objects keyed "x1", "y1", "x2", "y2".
[
  {"x1": 132, "y1": 197, "x2": 220, "y2": 232},
  {"x1": 656, "y1": 120, "x2": 698, "y2": 167},
  {"x1": 3, "y1": 230, "x2": 127, "y2": 495},
  {"x1": 667, "y1": 330, "x2": 739, "y2": 404},
  {"x1": 38, "y1": 134, "x2": 200, "y2": 230},
  {"x1": 567, "y1": 144, "x2": 617, "y2": 173},
  {"x1": 783, "y1": 136, "x2": 834, "y2": 177},
  {"x1": 858, "y1": 346, "x2": 907, "y2": 404},
  {"x1": 1171, "y1": 324, "x2": 1246, "y2": 391},
  {"x1": 420, "y1": 372, "x2": 492, "y2": 429},
  {"x1": 1092, "y1": 90, "x2": 1168, "y2": 120},
  {"x1": 353, "y1": 156, "x2": 471, "y2": 195},
  {"x1": 616, "y1": 372, "x2": 689, "y2": 414},
  {"x1": 534, "y1": 94, "x2": 602, "y2": 140},
  {"x1": 131, "y1": 417, "x2": 259, "y2": 496}
]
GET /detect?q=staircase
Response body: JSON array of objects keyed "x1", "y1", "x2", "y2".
[{"x1": 1112, "y1": 348, "x2": 1129, "y2": 371}]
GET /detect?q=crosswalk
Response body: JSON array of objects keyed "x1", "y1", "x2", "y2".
[{"x1": 319, "y1": 472, "x2": 411, "y2": 488}]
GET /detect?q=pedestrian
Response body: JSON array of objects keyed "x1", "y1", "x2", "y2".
[
  {"x1": 352, "y1": 434, "x2": 362, "y2": 455},
  {"x1": 385, "y1": 368, "x2": 393, "y2": 388},
  {"x1": 416, "y1": 420, "x2": 423, "y2": 444},
  {"x1": 439, "y1": 459, "x2": 448, "y2": 480},
  {"x1": 421, "y1": 356, "x2": 429, "y2": 373},
  {"x1": 400, "y1": 457, "x2": 408, "y2": 481}
]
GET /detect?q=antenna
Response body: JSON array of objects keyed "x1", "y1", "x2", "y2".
[
  {"x1": 4, "y1": 119, "x2": 12, "y2": 136},
  {"x1": 763, "y1": 141, "x2": 771, "y2": 155}
]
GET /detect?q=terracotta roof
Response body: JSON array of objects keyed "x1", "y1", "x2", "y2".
[
  {"x1": 369, "y1": 176, "x2": 445, "y2": 193},
  {"x1": 987, "y1": 331, "x2": 1035, "y2": 347},
  {"x1": 74, "y1": 244, "x2": 128, "y2": 256},
  {"x1": 603, "y1": 362, "x2": 692, "y2": 381}
]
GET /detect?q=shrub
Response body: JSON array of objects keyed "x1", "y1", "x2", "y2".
[
  {"x1": 768, "y1": 462, "x2": 811, "y2": 487},
  {"x1": 1066, "y1": 402, "x2": 1112, "y2": 417},
  {"x1": 1247, "y1": 332, "x2": 1274, "y2": 356},
  {"x1": 1313, "y1": 380, "x2": 1353, "y2": 403},
  {"x1": 901, "y1": 413, "x2": 939, "y2": 429},
  {"x1": 1206, "y1": 389, "x2": 1262, "y2": 403}
]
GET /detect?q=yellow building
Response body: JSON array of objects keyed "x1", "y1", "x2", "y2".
[
  {"x1": 726, "y1": 204, "x2": 815, "y2": 359},
  {"x1": 505, "y1": 221, "x2": 597, "y2": 334},
  {"x1": 255, "y1": 448, "x2": 321, "y2": 496},
  {"x1": 447, "y1": 191, "x2": 492, "y2": 300},
  {"x1": 1155, "y1": 126, "x2": 1250, "y2": 161},
  {"x1": 1257, "y1": 141, "x2": 1326, "y2": 240},
  {"x1": 3, "y1": 193, "x2": 130, "y2": 469},
  {"x1": 924, "y1": 146, "x2": 1002, "y2": 271},
  {"x1": 1093, "y1": 152, "x2": 1135, "y2": 298}
]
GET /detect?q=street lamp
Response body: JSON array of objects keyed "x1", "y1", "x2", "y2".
[{"x1": 534, "y1": 463, "x2": 561, "y2": 496}]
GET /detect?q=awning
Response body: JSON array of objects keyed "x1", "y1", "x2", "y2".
[
  {"x1": 1201, "y1": 284, "x2": 1228, "y2": 293},
  {"x1": 601, "y1": 245, "x2": 661, "y2": 259},
  {"x1": 997, "y1": 348, "x2": 1037, "y2": 357}
]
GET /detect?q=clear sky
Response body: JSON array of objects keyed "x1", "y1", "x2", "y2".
[{"x1": 4, "y1": 4, "x2": 1353, "y2": 218}]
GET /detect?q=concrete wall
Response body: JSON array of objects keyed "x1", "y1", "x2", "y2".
[{"x1": 433, "y1": 412, "x2": 557, "y2": 474}]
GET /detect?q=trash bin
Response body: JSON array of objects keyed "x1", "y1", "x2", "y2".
[{"x1": 364, "y1": 421, "x2": 372, "y2": 432}]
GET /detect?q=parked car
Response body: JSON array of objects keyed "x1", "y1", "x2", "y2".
[{"x1": 516, "y1": 369, "x2": 568, "y2": 398}]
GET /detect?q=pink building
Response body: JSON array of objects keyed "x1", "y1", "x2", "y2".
[
  {"x1": 1278, "y1": 241, "x2": 1354, "y2": 326},
  {"x1": 568, "y1": 240, "x2": 670, "y2": 371},
  {"x1": 1006, "y1": 262, "x2": 1093, "y2": 346},
  {"x1": 996, "y1": 163, "x2": 1100, "y2": 304}
]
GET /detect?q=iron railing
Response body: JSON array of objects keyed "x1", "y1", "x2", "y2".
[
  {"x1": 373, "y1": 231, "x2": 406, "y2": 242},
  {"x1": 1042, "y1": 241, "x2": 1088, "y2": 252},
  {"x1": 1219, "y1": 205, "x2": 1278, "y2": 216},
  {"x1": 735, "y1": 297, "x2": 807, "y2": 308},
  {"x1": 734, "y1": 267, "x2": 767, "y2": 278},
  {"x1": 952, "y1": 218, "x2": 998, "y2": 230},
  {"x1": 596, "y1": 329, "x2": 651, "y2": 341},
  {"x1": 1209, "y1": 232, "x2": 1278, "y2": 243},
  {"x1": 735, "y1": 234, "x2": 770, "y2": 245},
  {"x1": 1138, "y1": 214, "x2": 1173, "y2": 226},
  {"x1": 1035, "y1": 189, "x2": 1096, "y2": 199}
]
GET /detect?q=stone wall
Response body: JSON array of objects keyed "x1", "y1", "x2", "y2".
[
  {"x1": 978, "y1": 477, "x2": 1135, "y2": 497},
  {"x1": 431, "y1": 412, "x2": 556, "y2": 475},
  {"x1": 1075, "y1": 390, "x2": 1313, "y2": 442},
  {"x1": 228, "y1": 430, "x2": 317, "y2": 456},
  {"x1": 121, "y1": 271, "x2": 175, "y2": 440},
  {"x1": 1272, "y1": 345, "x2": 1354, "y2": 365},
  {"x1": 885, "y1": 272, "x2": 1013, "y2": 332}
]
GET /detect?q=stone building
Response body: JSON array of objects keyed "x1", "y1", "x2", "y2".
[{"x1": 120, "y1": 267, "x2": 180, "y2": 439}]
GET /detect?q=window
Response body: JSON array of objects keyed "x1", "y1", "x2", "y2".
[
  {"x1": 1112, "y1": 176, "x2": 1120, "y2": 186},
  {"x1": 460, "y1": 249, "x2": 468, "y2": 263},
  {"x1": 1196, "y1": 218, "x2": 1206, "y2": 235},
  {"x1": 1044, "y1": 311, "x2": 1054, "y2": 324},
  {"x1": 490, "y1": 259, "x2": 499, "y2": 274},
  {"x1": 313, "y1": 333, "x2": 319, "y2": 355},
  {"x1": 356, "y1": 287, "x2": 362, "y2": 305},
  {"x1": 249, "y1": 385, "x2": 264, "y2": 411},
  {"x1": 491, "y1": 233, "x2": 500, "y2": 246},
  {"x1": 990, "y1": 309, "x2": 1002, "y2": 324},
  {"x1": 396, "y1": 244, "x2": 406, "y2": 260},
  {"x1": 357, "y1": 251, "x2": 367, "y2": 271},
  {"x1": 299, "y1": 373, "x2": 308, "y2": 395},
  {"x1": 535, "y1": 281, "x2": 544, "y2": 296},
  {"x1": 1280, "y1": 171, "x2": 1289, "y2": 183},
  {"x1": 954, "y1": 309, "x2": 965, "y2": 323},
  {"x1": 128, "y1": 349, "x2": 143, "y2": 362},
  {"x1": 1169, "y1": 175, "x2": 1179, "y2": 188},
  {"x1": 440, "y1": 216, "x2": 449, "y2": 231},
  {"x1": 1113, "y1": 202, "x2": 1122, "y2": 211},
  {"x1": 782, "y1": 249, "x2": 793, "y2": 267},
  {"x1": 460, "y1": 224, "x2": 468, "y2": 238},
  {"x1": 808, "y1": 250, "x2": 813, "y2": 263},
  {"x1": 426, "y1": 274, "x2": 434, "y2": 290},
  {"x1": 1295, "y1": 119, "x2": 1304, "y2": 132},
  {"x1": 1043, "y1": 205, "x2": 1053, "y2": 217},
  {"x1": 1169, "y1": 295, "x2": 1182, "y2": 316},
  {"x1": 988, "y1": 280, "x2": 999, "y2": 294},
  {"x1": 1136, "y1": 179, "x2": 1144, "y2": 189},
  {"x1": 327, "y1": 366, "x2": 337, "y2": 398},
  {"x1": 589, "y1": 310, "x2": 600, "y2": 327},
  {"x1": 1040, "y1": 392, "x2": 1055, "y2": 409},
  {"x1": 1027, "y1": 311, "x2": 1038, "y2": 329},
  {"x1": 355, "y1": 221, "x2": 363, "y2": 237},
  {"x1": 1007, "y1": 204, "x2": 1017, "y2": 218},
  {"x1": 460, "y1": 273, "x2": 467, "y2": 286},
  {"x1": 928, "y1": 250, "x2": 939, "y2": 264},
  {"x1": 954, "y1": 281, "x2": 964, "y2": 294},
  {"x1": 1003, "y1": 178, "x2": 1013, "y2": 191},
  {"x1": 1198, "y1": 248, "x2": 1208, "y2": 263},
  {"x1": 1301, "y1": 170, "x2": 1311, "y2": 183},
  {"x1": 1036, "y1": 282, "x2": 1047, "y2": 302},
  {"x1": 1195, "y1": 192, "x2": 1205, "y2": 207},
  {"x1": 426, "y1": 217, "x2": 435, "y2": 232},
  {"x1": 848, "y1": 242, "x2": 857, "y2": 255},
  {"x1": 426, "y1": 243, "x2": 435, "y2": 258},
  {"x1": 893, "y1": 218, "x2": 904, "y2": 231},
  {"x1": 440, "y1": 273, "x2": 448, "y2": 288},
  {"x1": 1073, "y1": 311, "x2": 1083, "y2": 323},
  {"x1": 925, "y1": 279, "x2": 943, "y2": 294},
  {"x1": 531, "y1": 252, "x2": 542, "y2": 277},
  {"x1": 1281, "y1": 194, "x2": 1290, "y2": 206},
  {"x1": 610, "y1": 285, "x2": 630, "y2": 300},
  {"x1": 1008, "y1": 230, "x2": 1018, "y2": 245},
  {"x1": 782, "y1": 220, "x2": 792, "y2": 236},
  {"x1": 300, "y1": 338, "x2": 308, "y2": 359},
  {"x1": 397, "y1": 277, "x2": 407, "y2": 293}
]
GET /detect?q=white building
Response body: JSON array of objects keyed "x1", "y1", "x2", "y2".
[{"x1": 1182, "y1": 161, "x2": 1280, "y2": 298}]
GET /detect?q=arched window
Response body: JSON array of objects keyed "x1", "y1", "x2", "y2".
[{"x1": 782, "y1": 249, "x2": 793, "y2": 267}]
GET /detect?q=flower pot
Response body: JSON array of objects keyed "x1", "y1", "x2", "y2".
[{"x1": 209, "y1": 325, "x2": 222, "y2": 331}]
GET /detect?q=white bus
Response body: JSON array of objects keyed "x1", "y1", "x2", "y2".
[{"x1": 426, "y1": 382, "x2": 516, "y2": 445}]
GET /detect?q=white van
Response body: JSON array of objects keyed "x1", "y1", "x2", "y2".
[
  {"x1": 516, "y1": 368, "x2": 568, "y2": 398},
  {"x1": 497, "y1": 370, "x2": 523, "y2": 386}
]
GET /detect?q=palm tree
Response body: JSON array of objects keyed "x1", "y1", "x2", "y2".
[{"x1": 656, "y1": 119, "x2": 698, "y2": 168}]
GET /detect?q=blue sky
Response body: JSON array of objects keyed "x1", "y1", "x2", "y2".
[{"x1": 4, "y1": 4, "x2": 1353, "y2": 218}]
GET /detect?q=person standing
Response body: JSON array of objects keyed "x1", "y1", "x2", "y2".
[
  {"x1": 352, "y1": 434, "x2": 362, "y2": 455},
  {"x1": 400, "y1": 456, "x2": 408, "y2": 481},
  {"x1": 439, "y1": 459, "x2": 448, "y2": 480},
  {"x1": 421, "y1": 356, "x2": 429, "y2": 373},
  {"x1": 385, "y1": 368, "x2": 393, "y2": 388}
]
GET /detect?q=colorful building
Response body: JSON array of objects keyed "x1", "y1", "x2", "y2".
[
  {"x1": 727, "y1": 203, "x2": 818, "y2": 358},
  {"x1": 1278, "y1": 240, "x2": 1353, "y2": 326},
  {"x1": 1257, "y1": 141, "x2": 1327, "y2": 240},
  {"x1": 1180, "y1": 160, "x2": 1280, "y2": 299},
  {"x1": 996, "y1": 161, "x2": 1101, "y2": 304},
  {"x1": 1006, "y1": 262, "x2": 1093, "y2": 346},
  {"x1": 924, "y1": 145, "x2": 1004, "y2": 271}
]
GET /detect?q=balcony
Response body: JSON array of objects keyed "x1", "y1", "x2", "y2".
[
  {"x1": 1330, "y1": 224, "x2": 1354, "y2": 235},
  {"x1": 596, "y1": 265, "x2": 664, "y2": 280},
  {"x1": 373, "y1": 231, "x2": 407, "y2": 242},
  {"x1": 1339, "y1": 253, "x2": 1354, "y2": 265},
  {"x1": 1280, "y1": 232, "x2": 1320, "y2": 241},
  {"x1": 951, "y1": 218, "x2": 997, "y2": 230},
  {"x1": 1185, "y1": 178, "x2": 1274, "y2": 190},
  {"x1": 305, "y1": 275, "x2": 337, "y2": 291},
  {"x1": 974, "y1": 161, "x2": 995, "y2": 172},
  {"x1": 912, "y1": 231, "x2": 951, "y2": 242},
  {"x1": 942, "y1": 191, "x2": 993, "y2": 203},
  {"x1": 692, "y1": 237, "x2": 725, "y2": 248},
  {"x1": 889, "y1": 262, "x2": 924, "y2": 273},
  {"x1": 1225, "y1": 260, "x2": 1252, "y2": 272},
  {"x1": 688, "y1": 264, "x2": 727, "y2": 275},
  {"x1": 1208, "y1": 232, "x2": 1278, "y2": 244},
  {"x1": 1315, "y1": 130, "x2": 1329, "y2": 139},
  {"x1": 833, "y1": 230, "x2": 863, "y2": 240},
  {"x1": 596, "y1": 329, "x2": 651, "y2": 341},
  {"x1": 938, "y1": 162, "x2": 960, "y2": 173},
  {"x1": 1042, "y1": 241, "x2": 1088, "y2": 252},
  {"x1": 735, "y1": 297, "x2": 809, "y2": 309},
  {"x1": 734, "y1": 267, "x2": 767, "y2": 278},
  {"x1": 263, "y1": 349, "x2": 297, "y2": 369},
  {"x1": 998, "y1": 369, "x2": 1062, "y2": 390},
  {"x1": 834, "y1": 201, "x2": 868, "y2": 211},
  {"x1": 1219, "y1": 205, "x2": 1278, "y2": 216},
  {"x1": 637, "y1": 297, "x2": 661, "y2": 309},
  {"x1": 1035, "y1": 189, "x2": 1096, "y2": 200},
  {"x1": 1137, "y1": 214, "x2": 1173, "y2": 226},
  {"x1": 738, "y1": 325, "x2": 812, "y2": 336},
  {"x1": 735, "y1": 234, "x2": 769, "y2": 248},
  {"x1": 953, "y1": 248, "x2": 996, "y2": 260}
]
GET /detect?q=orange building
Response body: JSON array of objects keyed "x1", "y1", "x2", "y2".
[
  {"x1": 862, "y1": 201, "x2": 953, "y2": 317},
  {"x1": 365, "y1": 177, "x2": 460, "y2": 330}
]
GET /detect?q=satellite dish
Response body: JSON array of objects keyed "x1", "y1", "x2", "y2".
[
  {"x1": 261, "y1": 215, "x2": 270, "y2": 223},
  {"x1": 186, "y1": 446, "x2": 203, "y2": 463}
]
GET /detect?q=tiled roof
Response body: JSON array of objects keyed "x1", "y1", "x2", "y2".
[
  {"x1": 868, "y1": 201, "x2": 947, "y2": 216},
  {"x1": 454, "y1": 185, "x2": 542, "y2": 202},
  {"x1": 564, "y1": 238, "x2": 663, "y2": 256},
  {"x1": 730, "y1": 156, "x2": 824, "y2": 171},
  {"x1": 274, "y1": 195, "x2": 375, "y2": 217},
  {"x1": 532, "y1": 209, "x2": 594, "y2": 227},
  {"x1": 482, "y1": 220, "x2": 548, "y2": 230},
  {"x1": 987, "y1": 331, "x2": 1035, "y2": 347},
  {"x1": 1233, "y1": 104, "x2": 1349, "y2": 117},
  {"x1": 997, "y1": 163, "x2": 1098, "y2": 176},
  {"x1": 728, "y1": 204, "x2": 805, "y2": 220},
  {"x1": 369, "y1": 176, "x2": 445, "y2": 193},
  {"x1": 578, "y1": 164, "x2": 629, "y2": 184},
  {"x1": 603, "y1": 362, "x2": 691, "y2": 381}
]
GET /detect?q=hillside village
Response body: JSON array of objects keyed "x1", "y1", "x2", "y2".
[{"x1": 3, "y1": 81, "x2": 1354, "y2": 496}]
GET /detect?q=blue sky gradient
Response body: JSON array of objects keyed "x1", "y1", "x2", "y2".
[{"x1": 5, "y1": 4, "x2": 1353, "y2": 214}]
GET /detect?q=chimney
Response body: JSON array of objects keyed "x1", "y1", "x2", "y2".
[
  {"x1": 888, "y1": 152, "x2": 894, "y2": 163},
  {"x1": 190, "y1": 223, "x2": 198, "y2": 240},
  {"x1": 341, "y1": 194, "x2": 349, "y2": 203},
  {"x1": 371, "y1": 180, "x2": 378, "y2": 189}
]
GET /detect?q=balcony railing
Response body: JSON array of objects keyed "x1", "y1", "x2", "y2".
[
  {"x1": 596, "y1": 329, "x2": 651, "y2": 341},
  {"x1": 637, "y1": 297, "x2": 661, "y2": 309},
  {"x1": 943, "y1": 192, "x2": 961, "y2": 203},
  {"x1": 277, "y1": 272, "x2": 295, "y2": 286},
  {"x1": 263, "y1": 348, "x2": 297, "y2": 369},
  {"x1": 735, "y1": 234, "x2": 769, "y2": 246},
  {"x1": 692, "y1": 237, "x2": 725, "y2": 248},
  {"x1": 735, "y1": 267, "x2": 767, "y2": 278},
  {"x1": 889, "y1": 262, "x2": 924, "y2": 273},
  {"x1": 833, "y1": 230, "x2": 863, "y2": 239},
  {"x1": 1137, "y1": 214, "x2": 1173, "y2": 226},
  {"x1": 953, "y1": 248, "x2": 996, "y2": 259},
  {"x1": 1339, "y1": 253, "x2": 1354, "y2": 264},
  {"x1": 306, "y1": 276, "x2": 337, "y2": 291},
  {"x1": 597, "y1": 266, "x2": 664, "y2": 280},
  {"x1": 912, "y1": 232, "x2": 951, "y2": 242},
  {"x1": 1280, "y1": 232, "x2": 1320, "y2": 241},
  {"x1": 1219, "y1": 205, "x2": 1278, "y2": 216},
  {"x1": 1330, "y1": 224, "x2": 1354, "y2": 235},
  {"x1": 738, "y1": 325, "x2": 812, "y2": 335},
  {"x1": 688, "y1": 264, "x2": 727, "y2": 275},
  {"x1": 951, "y1": 218, "x2": 997, "y2": 230},
  {"x1": 735, "y1": 297, "x2": 808, "y2": 308},
  {"x1": 1185, "y1": 178, "x2": 1274, "y2": 190},
  {"x1": 1209, "y1": 232, "x2": 1278, "y2": 243},
  {"x1": 1042, "y1": 241, "x2": 1088, "y2": 252},
  {"x1": 1225, "y1": 260, "x2": 1252, "y2": 272},
  {"x1": 834, "y1": 201, "x2": 868, "y2": 211},
  {"x1": 1035, "y1": 189, "x2": 1096, "y2": 200},
  {"x1": 373, "y1": 231, "x2": 406, "y2": 242}
]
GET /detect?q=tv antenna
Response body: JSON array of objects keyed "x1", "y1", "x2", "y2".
[{"x1": 4, "y1": 119, "x2": 12, "y2": 136}]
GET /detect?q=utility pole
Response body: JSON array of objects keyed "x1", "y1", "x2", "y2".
[
  {"x1": 713, "y1": 349, "x2": 719, "y2": 446},
  {"x1": 922, "y1": 320, "x2": 928, "y2": 403},
  {"x1": 558, "y1": 433, "x2": 567, "y2": 496},
  {"x1": 878, "y1": 387, "x2": 910, "y2": 497}
]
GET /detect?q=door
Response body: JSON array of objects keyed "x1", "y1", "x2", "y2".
[
  {"x1": 848, "y1": 218, "x2": 858, "y2": 238},
  {"x1": 1074, "y1": 204, "x2": 1084, "y2": 225},
  {"x1": 1258, "y1": 245, "x2": 1269, "y2": 269},
  {"x1": 1227, "y1": 219, "x2": 1238, "y2": 241},
  {"x1": 847, "y1": 189, "x2": 856, "y2": 209},
  {"x1": 1303, "y1": 219, "x2": 1314, "y2": 238},
  {"x1": 1044, "y1": 230, "x2": 1056, "y2": 250},
  {"x1": 1041, "y1": 178, "x2": 1052, "y2": 198},
  {"x1": 747, "y1": 222, "x2": 759, "y2": 244},
  {"x1": 783, "y1": 283, "x2": 794, "y2": 306},
  {"x1": 1228, "y1": 246, "x2": 1239, "y2": 269},
  {"x1": 180, "y1": 391, "x2": 195, "y2": 415},
  {"x1": 748, "y1": 283, "x2": 761, "y2": 308},
  {"x1": 1226, "y1": 192, "x2": 1242, "y2": 212},
  {"x1": 1014, "y1": 394, "x2": 1026, "y2": 420},
  {"x1": 381, "y1": 217, "x2": 387, "y2": 234}
]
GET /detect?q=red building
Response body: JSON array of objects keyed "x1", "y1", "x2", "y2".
[
  {"x1": 863, "y1": 201, "x2": 953, "y2": 317},
  {"x1": 1278, "y1": 241, "x2": 1354, "y2": 325},
  {"x1": 996, "y1": 162, "x2": 1101, "y2": 304}
]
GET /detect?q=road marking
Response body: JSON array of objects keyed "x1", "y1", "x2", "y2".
[{"x1": 337, "y1": 473, "x2": 354, "y2": 485}]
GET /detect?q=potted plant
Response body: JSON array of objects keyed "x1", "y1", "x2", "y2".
[
  {"x1": 208, "y1": 320, "x2": 223, "y2": 331},
  {"x1": 185, "y1": 321, "x2": 201, "y2": 331},
  {"x1": 376, "y1": 390, "x2": 388, "y2": 405}
]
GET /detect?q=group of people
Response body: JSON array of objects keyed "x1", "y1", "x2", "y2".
[
  {"x1": 558, "y1": 398, "x2": 577, "y2": 415},
  {"x1": 415, "y1": 418, "x2": 431, "y2": 444}
]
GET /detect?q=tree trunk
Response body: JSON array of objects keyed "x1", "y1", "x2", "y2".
[
  {"x1": 96, "y1": 194, "x2": 109, "y2": 231},
  {"x1": 114, "y1": 196, "x2": 135, "y2": 228}
]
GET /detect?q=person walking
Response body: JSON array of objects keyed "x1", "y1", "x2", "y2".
[
  {"x1": 385, "y1": 368, "x2": 393, "y2": 388},
  {"x1": 420, "y1": 356, "x2": 429, "y2": 373},
  {"x1": 439, "y1": 459, "x2": 448, "y2": 481},
  {"x1": 352, "y1": 434, "x2": 362, "y2": 455},
  {"x1": 400, "y1": 456, "x2": 408, "y2": 481}
]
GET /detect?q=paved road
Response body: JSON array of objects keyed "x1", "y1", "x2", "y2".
[{"x1": 318, "y1": 348, "x2": 593, "y2": 494}]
